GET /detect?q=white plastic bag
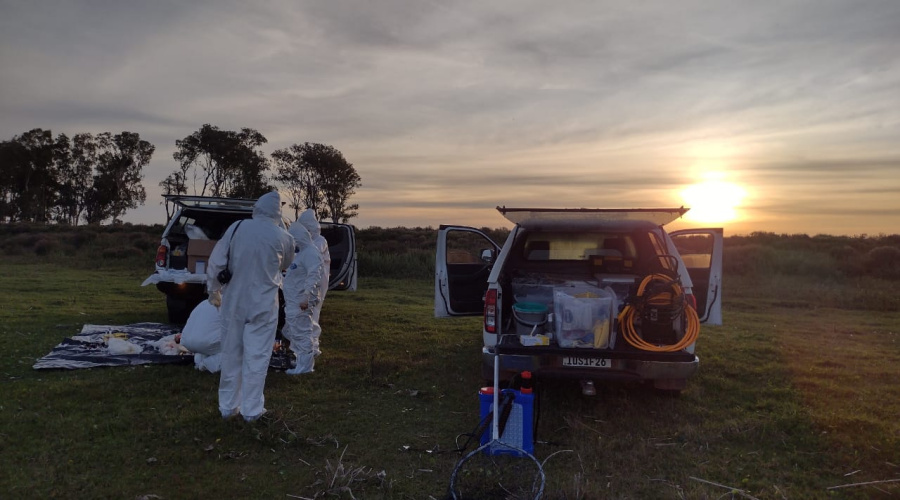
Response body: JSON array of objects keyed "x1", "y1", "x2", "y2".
[
  {"x1": 152, "y1": 334, "x2": 189, "y2": 355},
  {"x1": 180, "y1": 301, "x2": 223, "y2": 355},
  {"x1": 194, "y1": 353, "x2": 222, "y2": 373},
  {"x1": 184, "y1": 224, "x2": 210, "y2": 240},
  {"x1": 107, "y1": 337, "x2": 143, "y2": 355}
]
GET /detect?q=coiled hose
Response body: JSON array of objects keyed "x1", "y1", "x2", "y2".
[{"x1": 618, "y1": 273, "x2": 700, "y2": 352}]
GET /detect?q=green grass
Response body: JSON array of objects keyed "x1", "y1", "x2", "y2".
[{"x1": 1, "y1": 235, "x2": 899, "y2": 498}]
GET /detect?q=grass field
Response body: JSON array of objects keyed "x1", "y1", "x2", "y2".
[{"x1": 1, "y1": 229, "x2": 899, "y2": 498}]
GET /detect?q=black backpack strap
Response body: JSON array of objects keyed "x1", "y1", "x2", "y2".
[{"x1": 225, "y1": 220, "x2": 244, "y2": 271}]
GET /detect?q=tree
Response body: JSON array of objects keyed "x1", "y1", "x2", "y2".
[
  {"x1": 84, "y1": 132, "x2": 153, "y2": 224},
  {"x1": 55, "y1": 133, "x2": 98, "y2": 225},
  {"x1": 171, "y1": 124, "x2": 270, "y2": 199},
  {"x1": 271, "y1": 144, "x2": 321, "y2": 220},
  {"x1": 0, "y1": 129, "x2": 67, "y2": 223},
  {"x1": 272, "y1": 142, "x2": 361, "y2": 223},
  {"x1": 320, "y1": 157, "x2": 360, "y2": 223},
  {"x1": 0, "y1": 139, "x2": 27, "y2": 222},
  {"x1": 159, "y1": 171, "x2": 187, "y2": 220}
]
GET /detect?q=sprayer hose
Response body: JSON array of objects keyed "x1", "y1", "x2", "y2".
[{"x1": 618, "y1": 273, "x2": 700, "y2": 352}]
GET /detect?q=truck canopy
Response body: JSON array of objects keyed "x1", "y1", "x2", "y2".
[{"x1": 497, "y1": 207, "x2": 689, "y2": 228}]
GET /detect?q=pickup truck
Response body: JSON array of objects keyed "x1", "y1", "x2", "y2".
[
  {"x1": 434, "y1": 207, "x2": 722, "y2": 394},
  {"x1": 143, "y1": 195, "x2": 357, "y2": 324}
]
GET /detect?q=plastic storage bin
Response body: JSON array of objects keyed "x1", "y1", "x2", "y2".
[{"x1": 554, "y1": 288, "x2": 614, "y2": 348}]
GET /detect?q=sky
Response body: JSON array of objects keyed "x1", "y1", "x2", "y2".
[{"x1": 1, "y1": 0, "x2": 899, "y2": 235}]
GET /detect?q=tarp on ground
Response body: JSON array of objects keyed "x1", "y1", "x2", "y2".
[
  {"x1": 33, "y1": 323, "x2": 192, "y2": 370},
  {"x1": 33, "y1": 322, "x2": 295, "y2": 371}
]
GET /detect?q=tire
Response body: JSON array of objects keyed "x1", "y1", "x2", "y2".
[
  {"x1": 652, "y1": 378, "x2": 686, "y2": 397},
  {"x1": 166, "y1": 296, "x2": 190, "y2": 325}
]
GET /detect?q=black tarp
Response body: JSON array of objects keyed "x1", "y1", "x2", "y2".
[{"x1": 33, "y1": 322, "x2": 294, "y2": 371}]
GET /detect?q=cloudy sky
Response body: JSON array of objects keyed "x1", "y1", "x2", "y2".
[{"x1": 2, "y1": 1, "x2": 899, "y2": 235}]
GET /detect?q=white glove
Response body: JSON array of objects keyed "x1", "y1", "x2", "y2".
[{"x1": 208, "y1": 290, "x2": 222, "y2": 307}]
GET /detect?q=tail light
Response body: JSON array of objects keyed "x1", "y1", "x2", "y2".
[
  {"x1": 484, "y1": 288, "x2": 497, "y2": 333},
  {"x1": 155, "y1": 245, "x2": 168, "y2": 267},
  {"x1": 685, "y1": 292, "x2": 697, "y2": 310}
]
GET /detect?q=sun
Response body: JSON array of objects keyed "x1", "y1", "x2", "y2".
[{"x1": 680, "y1": 179, "x2": 745, "y2": 224}]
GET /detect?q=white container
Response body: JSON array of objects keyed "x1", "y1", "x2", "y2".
[{"x1": 554, "y1": 288, "x2": 613, "y2": 348}]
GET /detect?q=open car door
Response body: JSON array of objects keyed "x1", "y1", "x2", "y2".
[
  {"x1": 669, "y1": 228, "x2": 724, "y2": 325},
  {"x1": 320, "y1": 223, "x2": 358, "y2": 291},
  {"x1": 434, "y1": 225, "x2": 500, "y2": 317}
]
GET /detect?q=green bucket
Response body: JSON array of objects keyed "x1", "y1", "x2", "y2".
[{"x1": 512, "y1": 302, "x2": 548, "y2": 336}]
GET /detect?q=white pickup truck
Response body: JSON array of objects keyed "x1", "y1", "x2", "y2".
[
  {"x1": 435, "y1": 207, "x2": 722, "y2": 394},
  {"x1": 143, "y1": 195, "x2": 357, "y2": 324}
]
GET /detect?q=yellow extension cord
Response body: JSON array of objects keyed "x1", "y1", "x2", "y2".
[{"x1": 618, "y1": 273, "x2": 700, "y2": 352}]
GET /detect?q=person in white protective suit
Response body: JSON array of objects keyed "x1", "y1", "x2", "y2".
[
  {"x1": 206, "y1": 191, "x2": 295, "y2": 421},
  {"x1": 282, "y1": 223, "x2": 326, "y2": 374},
  {"x1": 297, "y1": 208, "x2": 331, "y2": 350}
]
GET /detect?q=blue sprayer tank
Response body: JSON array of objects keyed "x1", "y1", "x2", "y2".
[{"x1": 478, "y1": 386, "x2": 534, "y2": 456}]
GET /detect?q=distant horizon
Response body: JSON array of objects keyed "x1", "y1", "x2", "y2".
[{"x1": 104, "y1": 200, "x2": 895, "y2": 238}]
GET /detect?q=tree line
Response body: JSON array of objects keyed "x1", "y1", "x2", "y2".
[
  {"x1": 1, "y1": 124, "x2": 361, "y2": 225},
  {"x1": 0, "y1": 129, "x2": 152, "y2": 224}
]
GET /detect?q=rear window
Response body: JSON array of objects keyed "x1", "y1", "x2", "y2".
[
  {"x1": 168, "y1": 210, "x2": 249, "y2": 240},
  {"x1": 515, "y1": 229, "x2": 686, "y2": 276},
  {"x1": 521, "y1": 232, "x2": 638, "y2": 262}
]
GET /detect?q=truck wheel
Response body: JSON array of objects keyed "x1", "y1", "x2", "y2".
[
  {"x1": 166, "y1": 296, "x2": 190, "y2": 325},
  {"x1": 653, "y1": 378, "x2": 686, "y2": 397}
]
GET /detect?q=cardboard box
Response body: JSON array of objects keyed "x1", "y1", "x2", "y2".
[{"x1": 187, "y1": 239, "x2": 218, "y2": 274}]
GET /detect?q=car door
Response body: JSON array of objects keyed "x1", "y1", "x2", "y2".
[
  {"x1": 320, "y1": 222, "x2": 358, "y2": 291},
  {"x1": 669, "y1": 228, "x2": 724, "y2": 325},
  {"x1": 434, "y1": 225, "x2": 500, "y2": 317}
]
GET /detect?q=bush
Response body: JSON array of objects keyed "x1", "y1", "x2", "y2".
[
  {"x1": 359, "y1": 250, "x2": 433, "y2": 279},
  {"x1": 101, "y1": 246, "x2": 143, "y2": 259},
  {"x1": 70, "y1": 228, "x2": 99, "y2": 249},
  {"x1": 33, "y1": 237, "x2": 60, "y2": 256},
  {"x1": 864, "y1": 246, "x2": 900, "y2": 279},
  {"x1": 724, "y1": 244, "x2": 778, "y2": 275}
]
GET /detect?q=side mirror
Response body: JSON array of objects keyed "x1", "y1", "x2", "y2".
[{"x1": 480, "y1": 248, "x2": 494, "y2": 263}]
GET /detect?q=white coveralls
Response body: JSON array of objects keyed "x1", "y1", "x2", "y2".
[
  {"x1": 298, "y1": 209, "x2": 331, "y2": 343},
  {"x1": 206, "y1": 192, "x2": 295, "y2": 421},
  {"x1": 282, "y1": 223, "x2": 325, "y2": 374}
]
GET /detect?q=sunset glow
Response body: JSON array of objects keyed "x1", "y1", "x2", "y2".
[
  {"x1": 1, "y1": 3, "x2": 899, "y2": 234},
  {"x1": 680, "y1": 179, "x2": 746, "y2": 224}
]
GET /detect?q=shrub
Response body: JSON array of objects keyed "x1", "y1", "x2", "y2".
[
  {"x1": 33, "y1": 237, "x2": 60, "y2": 256},
  {"x1": 830, "y1": 245, "x2": 863, "y2": 275},
  {"x1": 864, "y1": 246, "x2": 900, "y2": 279},
  {"x1": 359, "y1": 250, "x2": 434, "y2": 279},
  {"x1": 101, "y1": 246, "x2": 143, "y2": 259},
  {"x1": 70, "y1": 228, "x2": 99, "y2": 249},
  {"x1": 772, "y1": 250, "x2": 842, "y2": 280},
  {"x1": 724, "y1": 244, "x2": 777, "y2": 275}
]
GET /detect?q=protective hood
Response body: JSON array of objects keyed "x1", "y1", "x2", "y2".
[
  {"x1": 253, "y1": 191, "x2": 283, "y2": 223},
  {"x1": 299, "y1": 208, "x2": 321, "y2": 238},
  {"x1": 289, "y1": 222, "x2": 314, "y2": 251}
]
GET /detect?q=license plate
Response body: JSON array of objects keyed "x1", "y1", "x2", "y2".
[{"x1": 562, "y1": 356, "x2": 611, "y2": 368}]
